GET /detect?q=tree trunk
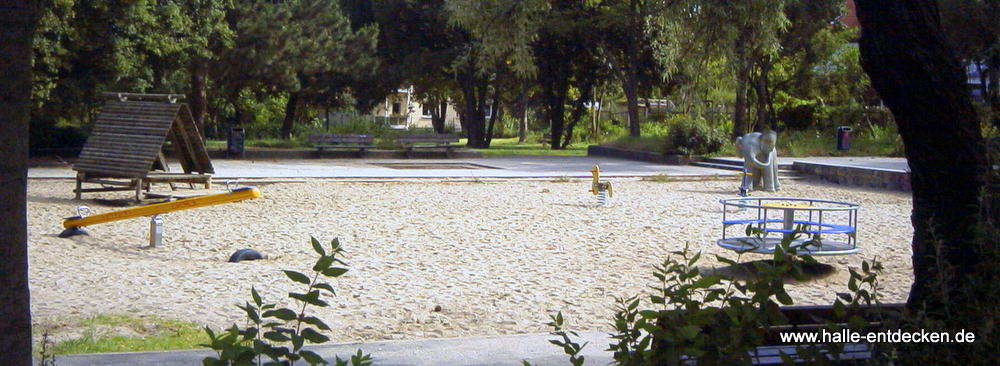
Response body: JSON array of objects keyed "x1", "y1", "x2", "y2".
[
  {"x1": 593, "y1": 88, "x2": 604, "y2": 140},
  {"x1": 280, "y1": 92, "x2": 300, "y2": 139},
  {"x1": 188, "y1": 60, "x2": 209, "y2": 135},
  {"x1": 541, "y1": 76, "x2": 569, "y2": 149},
  {"x1": 542, "y1": 75, "x2": 569, "y2": 150},
  {"x1": 562, "y1": 80, "x2": 593, "y2": 149},
  {"x1": 325, "y1": 107, "x2": 330, "y2": 130},
  {"x1": 733, "y1": 35, "x2": 750, "y2": 138},
  {"x1": 987, "y1": 55, "x2": 1000, "y2": 129},
  {"x1": 755, "y1": 60, "x2": 773, "y2": 131},
  {"x1": 486, "y1": 89, "x2": 501, "y2": 146},
  {"x1": 623, "y1": 70, "x2": 641, "y2": 138},
  {"x1": 0, "y1": 2, "x2": 41, "y2": 364},
  {"x1": 430, "y1": 99, "x2": 447, "y2": 134},
  {"x1": 458, "y1": 68, "x2": 489, "y2": 148},
  {"x1": 518, "y1": 81, "x2": 529, "y2": 143},
  {"x1": 856, "y1": 0, "x2": 987, "y2": 312}
]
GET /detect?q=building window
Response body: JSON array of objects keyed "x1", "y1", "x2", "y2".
[
  {"x1": 392, "y1": 102, "x2": 401, "y2": 115},
  {"x1": 422, "y1": 106, "x2": 433, "y2": 118}
]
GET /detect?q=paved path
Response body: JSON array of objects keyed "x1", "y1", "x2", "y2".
[
  {"x1": 710, "y1": 156, "x2": 909, "y2": 172},
  {"x1": 29, "y1": 156, "x2": 735, "y2": 179},
  {"x1": 29, "y1": 155, "x2": 909, "y2": 180},
  {"x1": 51, "y1": 332, "x2": 614, "y2": 366}
]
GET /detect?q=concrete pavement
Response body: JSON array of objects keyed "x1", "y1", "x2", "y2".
[
  {"x1": 51, "y1": 332, "x2": 615, "y2": 366},
  {"x1": 29, "y1": 155, "x2": 736, "y2": 180},
  {"x1": 707, "y1": 156, "x2": 909, "y2": 172},
  {"x1": 29, "y1": 155, "x2": 909, "y2": 180}
]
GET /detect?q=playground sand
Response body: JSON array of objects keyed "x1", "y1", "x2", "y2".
[{"x1": 27, "y1": 179, "x2": 913, "y2": 343}]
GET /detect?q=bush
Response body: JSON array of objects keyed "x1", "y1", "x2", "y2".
[
  {"x1": 664, "y1": 119, "x2": 727, "y2": 155},
  {"x1": 533, "y1": 228, "x2": 887, "y2": 366},
  {"x1": 202, "y1": 237, "x2": 371, "y2": 366},
  {"x1": 30, "y1": 122, "x2": 88, "y2": 151},
  {"x1": 777, "y1": 104, "x2": 817, "y2": 131}
]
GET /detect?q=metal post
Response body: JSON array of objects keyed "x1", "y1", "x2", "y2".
[
  {"x1": 782, "y1": 208, "x2": 795, "y2": 242},
  {"x1": 149, "y1": 215, "x2": 164, "y2": 247}
]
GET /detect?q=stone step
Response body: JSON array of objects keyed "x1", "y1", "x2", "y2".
[
  {"x1": 699, "y1": 157, "x2": 795, "y2": 169},
  {"x1": 691, "y1": 162, "x2": 801, "y2": 179},
  {"x1": 691, "y1": 161, "x2": 743, "y2": 171},
  {"x1": 693, "y1": 161, "x2": 800, "y2": 173}
]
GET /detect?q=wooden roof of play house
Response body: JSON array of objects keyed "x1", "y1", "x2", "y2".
[{"x1": 74, "y1": 92, "x2": 214, "y2": 177}]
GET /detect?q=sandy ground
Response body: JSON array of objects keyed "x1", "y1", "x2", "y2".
[{"x1": 28, "y1": 178, "x2": 913, "y2": 342}]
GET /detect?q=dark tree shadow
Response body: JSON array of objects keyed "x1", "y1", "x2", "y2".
[{"x1": 703, "y1": 259, "x2": 837, "y2": 284}]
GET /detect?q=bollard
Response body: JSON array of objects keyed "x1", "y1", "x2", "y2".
[{"x1": 149, "y1": 215, "x2": 164, "y2": 247}]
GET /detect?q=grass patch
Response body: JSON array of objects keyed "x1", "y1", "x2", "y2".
[
  {"x1": 39, "y1": 314, "x2": 207, "y2": 355},
  {"x1": 600, "y1": 127, "x2": 903, "y2": 158},
  {"x1": 467, "y1": 137, "x2": 589, "y2": 157},
  {"x1": 209, "y1": 127, "x2": 903, "y2": 158},
  {"x1": 773, "y1": 127, "x2": 904, "y2": 157}
]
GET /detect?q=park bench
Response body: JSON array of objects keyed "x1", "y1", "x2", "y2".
[
  {"x1": 308, "y1": 133, "x2": 374, "y2": 157},
  {"x1": 395, "y1": 134, "x2": 463, "y2": 158},
  {"x1": 538, "y1": 133, "x2": 552, "y2": 145}
]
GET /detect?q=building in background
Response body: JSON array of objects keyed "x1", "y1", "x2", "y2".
[{"x1": 322, "y1": 87, "x2": 462, "y2": 131}]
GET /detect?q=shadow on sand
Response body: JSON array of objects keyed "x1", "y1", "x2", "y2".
[{"x1": 702, "y1": 259, "x2": 837, "y2": 284}]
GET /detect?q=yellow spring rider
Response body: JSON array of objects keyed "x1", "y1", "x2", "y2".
[
  {"x1": 590, "y1": 165, "x2": 613, "y2": 206},
  {"x1": 60, "y1": 185, "x2": 262, "y2": 246}
]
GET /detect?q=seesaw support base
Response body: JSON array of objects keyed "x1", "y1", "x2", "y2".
[{"x1": 58, "y1": 226, "x2": 89, "y2": 238}]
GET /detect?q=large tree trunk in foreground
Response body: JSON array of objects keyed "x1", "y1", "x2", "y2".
[
  {"x1": 856, "y1": 0, "x2": 987, "y2": 312},
  {"x1": 0, "y1": 1, "x2": 41, "y2": 364}
]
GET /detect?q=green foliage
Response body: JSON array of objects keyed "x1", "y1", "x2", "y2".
[
  {"x1": 466, "y1": 137, "x2": 588, "y2": 157},
  {"x1": 601, "y1": 136, "x2": 668, "y2": 154},
  {"x1": 202, "y1": 237, "x2": 371, "y2": 366},
  {"x1": 541, "y1": 227, "x2": 888, "y2": 365},
  {"x1": 30, "y1": 0, "x2": 236, "y2": 144},
  {"x1": 663, "y1": 119, "x2": 728, "y2": 155}
]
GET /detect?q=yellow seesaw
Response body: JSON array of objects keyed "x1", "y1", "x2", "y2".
[{"x1": 60, "y1": 187, "x2": 262, "y2": 238}]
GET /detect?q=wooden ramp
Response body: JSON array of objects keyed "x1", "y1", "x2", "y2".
[{"x1": 74, "y1": 93, "x2": 214, "y2": 201}]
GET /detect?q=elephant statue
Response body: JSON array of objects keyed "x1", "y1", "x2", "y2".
[{"x1": 735, "y1": 131, "x2": 780, "y2": 193}]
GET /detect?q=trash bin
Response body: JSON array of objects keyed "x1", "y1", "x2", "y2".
[
  {"x1": 836, "y1": 126, "x2": 852, "y2": 150},
  {"x1": 227, "y1": 128, "x2": 245, "y2": 157}
]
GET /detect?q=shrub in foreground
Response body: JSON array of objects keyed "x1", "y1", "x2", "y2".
[{"x1": 202, "y1": 237, "x2": 371, "y2": 366}]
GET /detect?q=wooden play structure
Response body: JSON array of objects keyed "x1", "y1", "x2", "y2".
[{"x1": 73, "y1": 92, "x2": 214, "y2": 201}]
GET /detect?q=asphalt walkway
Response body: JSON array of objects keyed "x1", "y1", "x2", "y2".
[
  {"x1": 29, "y1": 155, "x2": 908, "y2": 180},
  {"x1": 52, "y1": 332, "x2": 614, "y2": 366}
]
